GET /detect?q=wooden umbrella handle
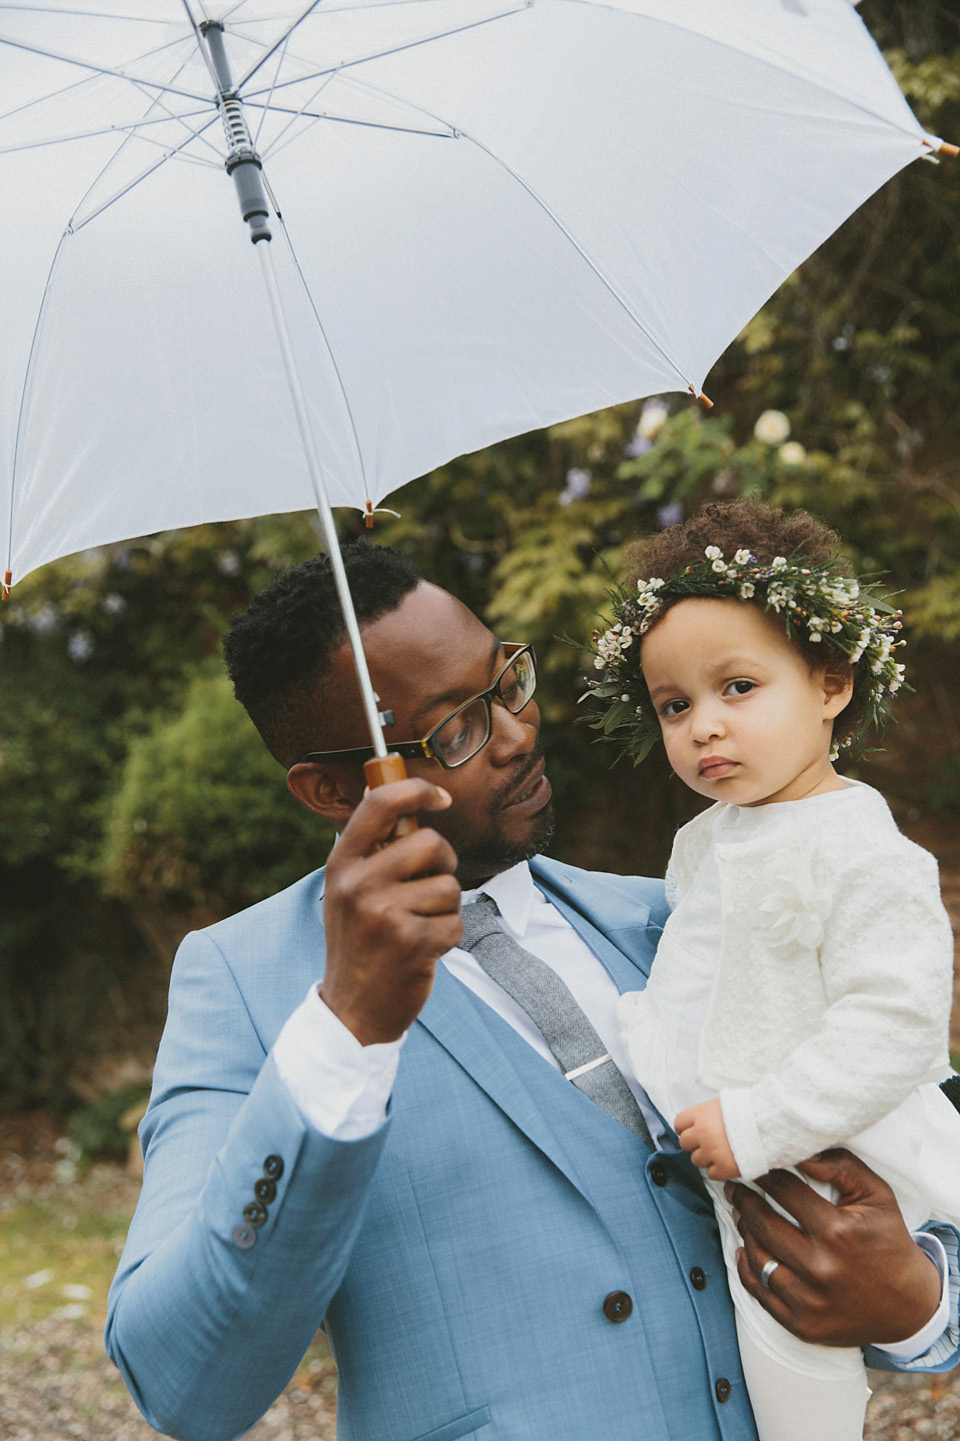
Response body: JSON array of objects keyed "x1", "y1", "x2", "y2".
[{"x1": 363, "y1": 754, "x2": 419, "y2": 836}]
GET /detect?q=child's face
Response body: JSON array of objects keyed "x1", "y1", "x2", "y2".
[{"x1": 639, "y1": 597, "x2": 852, "y2": 807}]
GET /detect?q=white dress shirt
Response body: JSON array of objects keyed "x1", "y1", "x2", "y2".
[{"x1": 272, "y1": 859, "x2": 947, "y2": 1358}]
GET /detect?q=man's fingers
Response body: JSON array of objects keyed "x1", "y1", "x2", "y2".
[
  {"x1": 727, "y1": 1179, "x2": 812, "y2": 1274},
  {"x1": 796, "y1": 1147, "x2": 893, "y2": 1205},
  {"x1": 339, "y1": 778, "x2": 454, "y2": 854},
  {"x1": 740, "y1": 1165, "x2": 843, "y2": 1232},
  {"x1": 734, "y1": 1246, "x2": 804, "y2": 1333},
  {"x1": 402, "y1": 872, "x2": 463, "y2": 919}
]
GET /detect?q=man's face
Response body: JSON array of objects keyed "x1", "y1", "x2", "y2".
[{"x1": 320, "y1": 583, "x2": 554, "y2": 884}]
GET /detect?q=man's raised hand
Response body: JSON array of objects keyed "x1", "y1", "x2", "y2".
[{"x1": 320, "y1": 778, "x2": 463, "y2": 1045}]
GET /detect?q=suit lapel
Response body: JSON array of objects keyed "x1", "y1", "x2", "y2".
[
  {"x1": 416, "y1": 861, "x2": 662, "y2": 1202},
  {"x1": 417, "y1": 964, "x2": 601, "y2": 1203},
  {"x1": 530, "y1": 857, "x2": 661, "y2": 993}
]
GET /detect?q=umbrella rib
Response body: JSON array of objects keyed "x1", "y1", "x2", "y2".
[
  {"x1": 252, "y1": 31, "x2": 289, "y2": 151},
  {"x1": 0, "y1": 108, "x2": 219, "y2": 154},
  {"x1": 338, "y1": 61, "x2": 696, "y2": 388},
  {"x1": 0, "y1": 5, "x2": 171, "y2": 19},
  {"x1": 125, "y1": 71, "x2": 223, "y2": 162},
  {"x1": 249, "y1": 101, "x2": 454, "y2": 142},
  {"x1": 251, "y1": 67, "x2": 338, "y2": 159},
  {"x1": 6, "y1": 228, "x2": 71, "y2": 584},
  {"x1": 68, "y1": 115, "x2": 222, "y2": 232},
  {"x1": 0, "y1": 31, "x2": 210, "y2": 103},
  {"x1": 235, "y1": 0, "x2": 327, "y2": 92},
  {"x1": 272, "y1": 211, "x2": 371, "y2": 498},
  {"x1": 563, "y1": 0, "x2": 927, "y2": 148},
  {"x1": 241, "y1": 4, "x2": 528, "y2": 101},
  {"x1": 466, "y1": 129, "x2": 694, "y2": 389}
]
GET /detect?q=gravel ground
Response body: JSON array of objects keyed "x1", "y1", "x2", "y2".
[
  {"x1": 3, "y1": 1309, "x2": 960, "y2": 1441},
  {"x1": 0, "y1": 1313, "x2": 337, "y2": 1441}
]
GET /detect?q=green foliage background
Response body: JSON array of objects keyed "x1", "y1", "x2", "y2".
[{"x1": 1, "y1": 0, "x2": 958, "y2": 1107}]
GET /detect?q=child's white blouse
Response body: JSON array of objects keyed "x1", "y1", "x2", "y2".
[{"x1": 619, "y1": 780, "x2": 954, "y2": 1182}]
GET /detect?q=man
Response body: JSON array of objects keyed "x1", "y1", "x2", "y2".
[{"x1": 107, "y1": 541, "x2": 958, "y2": 1441}]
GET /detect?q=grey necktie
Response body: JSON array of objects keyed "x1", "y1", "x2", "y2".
[{"x1": 460, "y1": 896, "x2": 653, "y2": 1147}]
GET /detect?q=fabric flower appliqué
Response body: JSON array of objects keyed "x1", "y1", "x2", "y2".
[{"x1": 756, "y1": 870, "x2": 831, "y2": 954}]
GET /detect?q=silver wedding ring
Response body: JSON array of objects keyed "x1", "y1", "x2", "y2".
[{"x1": 760, "y1": 1258, "x2": 780, "y2": 1288}]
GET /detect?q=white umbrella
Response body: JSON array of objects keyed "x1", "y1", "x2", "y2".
[{"x1": 1, "y1": 0, "x2": 954, "y2": 759}]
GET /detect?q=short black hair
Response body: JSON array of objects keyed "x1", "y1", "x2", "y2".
[{"x1": 223, "y1": 539, "x2": 422, "y2": 767}]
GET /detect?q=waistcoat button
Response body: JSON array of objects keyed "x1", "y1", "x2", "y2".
[
  {"x1": 690, "y1": 1267, "x2": 707, "y2": 1291},
  {"x1": 715, "y1": 1378, "x2": 731, "y2": 1403},
  {"x1": 603, "y1": 1291, "x2": 633, "y2": 1323},
  {"x1": 650, "y1": 1159, "x2": 668, "y2": 1186}
]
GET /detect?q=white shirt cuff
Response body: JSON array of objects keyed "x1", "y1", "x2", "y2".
[
  {"x1": 273, "y1": 984, "x2": 404, "y2": 1140},
  {"x1": 871, "y1": 1232, "x2": 949, "y2": 1362}
]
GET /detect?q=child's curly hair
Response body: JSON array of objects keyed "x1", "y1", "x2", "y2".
[{"x1": 591, "y1": 499, "x2": 904, "y2": 759}]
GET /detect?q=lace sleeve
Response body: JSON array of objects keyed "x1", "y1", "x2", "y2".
[{"x1": 724, "y1": 844, "x2": 954, "y2": 1176}]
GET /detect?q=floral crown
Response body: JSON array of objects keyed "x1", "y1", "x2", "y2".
[{"x1": 583, "y1": 545, "x2": 907, "y2": 764}]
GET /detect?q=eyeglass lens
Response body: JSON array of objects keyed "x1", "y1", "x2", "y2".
[{"x1": 430, "y1": 649, "x2": 536, "y2": 768}]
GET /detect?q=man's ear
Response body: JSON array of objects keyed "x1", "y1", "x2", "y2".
[
  {"x1": 286, "y1": 761, "x2": 364, "y2": 824},
  {"x1": 822, "y1": 662, "x2": 854, "y2": 720}
]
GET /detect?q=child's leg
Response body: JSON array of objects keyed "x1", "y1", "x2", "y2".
[{"x1": 736, "y1": 1316, "x2": 869, "y2": 1441}]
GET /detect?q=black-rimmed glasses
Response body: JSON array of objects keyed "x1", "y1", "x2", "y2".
[{"x1": 299, "y1": 643, "x2": 537, "y2": 771}]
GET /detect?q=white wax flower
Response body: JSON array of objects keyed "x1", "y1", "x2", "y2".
[
  {"x1": 778, "y1": 441, "x2": 806, "y2": 466},
  {"x1": 754, "y1": 410, "x2": 791, "y2": 445},
  {"x1": 636, "y1": 399, "x2": 669, "y2": 441}
]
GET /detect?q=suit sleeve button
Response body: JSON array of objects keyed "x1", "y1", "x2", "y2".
[
  {"x1": 650, "y1": 1160, "x2": 668, "y2": 1186},
  {"x1": 232, "y1": 1223, "x2": 257, "y2": 1249},
  {"x1": 254, "y1": 1177, "x2": 277, "y2": 1204},
  {"x1": 602, "y1": 1291, "x2": 633, "y2": 1323},
  {"x1": 715, "y1": 1378, "x2": 731, "y2": 1403},
  {"x1": 243, "y1": 1201, "x2": 267, "y2": 1227},
  {"x1": 263, "y1": 1155, "x2": 284, "y2": 1181},
  {"x1": 690, "y1": 1267, "x2": 707, "y2": 1290}
]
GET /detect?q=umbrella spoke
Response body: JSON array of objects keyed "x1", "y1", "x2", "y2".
[
  {"x1": 251, "y1": 30, "x2": 288, "y2": 150},
  {"x1": 235, "y1": 0, "x2": 326, "y2": 93},
  {"x1": 252, "y1": 69, "x2": 337, "y2": 157},
  {"x1": 251, "y1": 100, "x2": 454, "y2": 141},
  {"x1": 241, "y1": 3, "x2": 528, "y2": 99},
  {"x1": 68, "y1": 114, "x2": 221, "y2": 230},
  {"x1": 0, "y1": 108, "x2": 220, "y2": 153},
  {"x1": 0, "y1": 29, "x2": 210, "y2": 103},
  {"x1": 0, "y1": 5, "x2": 171, "y2": 20},
  {"x1": 272, "y1": 211, "x2": 370, "y2": 500},
  {"x1": 462, "y1": 125, "x2": 695, "y2": 394}
]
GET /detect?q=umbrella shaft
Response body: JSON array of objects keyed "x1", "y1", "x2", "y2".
[
  {"x1": 199, "y1": 20, "x2": 386, "y2": 755},
  {"x1": 256, "y1": 241, "x2": 389, "y2": 758}
]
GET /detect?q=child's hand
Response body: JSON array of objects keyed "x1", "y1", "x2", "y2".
[{"x1": 674, "y1": 1098, "x2": 740, "y2": 1180}]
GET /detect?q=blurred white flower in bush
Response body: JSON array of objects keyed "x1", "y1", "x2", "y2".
[
  {"x1": 778, "y1": 441, "x2": 807, "y2": 467},
  {"x1": 754, "y1": 410, "x2": 791, "y2": 445},
  {"x1": 637, "y1": 399, "x2": 670, "y2": 442}
]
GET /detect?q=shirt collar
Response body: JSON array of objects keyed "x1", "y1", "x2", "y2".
[{"x1": 461, "y1": 860, "x2": 538, "y2": 939}]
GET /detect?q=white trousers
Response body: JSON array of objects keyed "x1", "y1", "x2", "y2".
[{"x1": 736, "y1": 1317, "x2": 870, "y2": 1441}]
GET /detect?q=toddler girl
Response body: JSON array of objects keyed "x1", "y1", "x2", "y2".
[{"x1": 588, "y1": 498, "x2": 959, "y2": 1441}]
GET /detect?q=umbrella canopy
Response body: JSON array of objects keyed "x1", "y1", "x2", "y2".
[{"x1": 2, "y1": 0, "x2": 951, "y2": 597}]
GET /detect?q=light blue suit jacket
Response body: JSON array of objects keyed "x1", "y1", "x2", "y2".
[{"x1": 106, "y1": 858, "x2": 960, "y2": 1441}]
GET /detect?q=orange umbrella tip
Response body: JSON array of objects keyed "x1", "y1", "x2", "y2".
[
  {"x1": 2, "y1": 570, "x2": 11, "y2": 600},
  {"x1": 922, "y1": 136, "x2": 959, "y2": 157},
  {"x1": 688, "y1": 384, "x2": 714, "y2": 409},
  {"x1": 364, "y1": 500, "x2": 375, "y2": 529}
]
